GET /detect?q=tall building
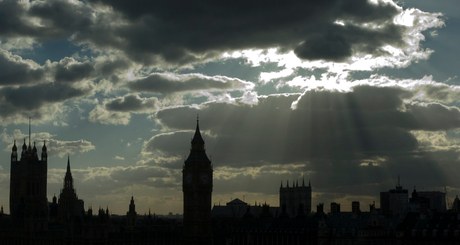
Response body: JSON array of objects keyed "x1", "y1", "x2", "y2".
[
  {"x1": 58, "y1": 156, "x2": 85, "y2": 222},
  {"x1": 380, "y1": 177, "x2": 408, "y2": 218},
  {"x1": 183, "y1": 118, "x2": 213, "y2": 245},
  {"x1": 9, "y1": 135, "x2": 48, "y2": 232},
  {"x1": 279, "y1": 179, "x2": 312, "y2": 216},
  {"x1": 126, "y1": 196, "x2": 137, "y2": 231}
]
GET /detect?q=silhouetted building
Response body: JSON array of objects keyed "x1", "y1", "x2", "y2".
[
  {"x1": 211, "y1": 199, "x2": 281, "y2": 218},
  {"x1": 352, "y1": 201, "x2": 360, "y2": 214},
  {"x1": 183, "y1": 118, "x2": 213, "y2": 245},
  {"x1": 380, "y1": 177, "x2": 408, "y2": 218},
  {"x1": 418, "y1": 191, "x2": 446, "y2": 212},
  {"x1": 9, "y1": 133, "x2": 48, "y2": 231},
  {"x1": 126, "y1": 196, "x2": 137, "y2": 231},
  {"x1": 279, "y1": 179, "x2": 312, "y2": 216},
  {"x1": 330, "y1": 202, "x2": 340, "y2": 214},
  {"x1": 58, "y1": 156, "x2": 85, "y2": 222}
]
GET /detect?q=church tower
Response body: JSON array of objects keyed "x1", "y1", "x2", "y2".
[
  {"x1": 9, "y1": 120, "x2": 48, "y2": 231},
  {"x1": 58, "y1": 156, "x2": 79, "y2": 222},
  {"x1": 126, "y1": 196, "x2": 137, "y2": 231},
  {"x1": 183, "y1": 117, "x2": 213, "y2": 245}
]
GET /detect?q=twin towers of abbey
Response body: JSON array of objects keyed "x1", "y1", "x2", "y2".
[{"x1": 8, "y1": 119, "x2": 214, "y2": 244}]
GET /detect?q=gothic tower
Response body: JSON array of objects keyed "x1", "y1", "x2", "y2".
[
  {"x1": 9, "y1": 123, "x2": 48, "y2": 231},
  {"x1": 183, "y1": 117, "x2": 213, "y2": 245},
  {"x1": 126, "y1": 196, "x2": 137, "y2": 231},
  {"x1": 58, "y1": 156, "x2": 79, "y2": 222},
  {"x1": 279, "y1": 178, "x2": 312, "y2": 217}
]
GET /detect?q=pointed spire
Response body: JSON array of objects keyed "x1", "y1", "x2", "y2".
[
  {"x1": 296, "y1": 179, "x2": 298, "y2": 187},
  {"x1": 12, "y1": 140, "x2": 17, "y2": 152},
  {"x1": 42, "y1": 140, "x2": 47, "y2": 152},
  {"x1": 280, "y1": 180, "x2": 283, "y2": 188},
  {"x1": 302, "y1": 177, "x2": 305, "y2": 187},
  {"x1": 22, "y1": 138, "x2": 27, "y2": 151},
  {"x1": 67, "y1": 155, "x2": 71, "y2": 172},
  {"x1": 64, "y1": 156, "x2": 73, "y2": 189},
  {"x1": 191, "y1": 114, "x2": 205, "y2": 150}
]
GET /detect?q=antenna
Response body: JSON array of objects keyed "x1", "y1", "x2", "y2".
[{"x1": 28, "y1": 117, "x2": 31, "y2": 147}]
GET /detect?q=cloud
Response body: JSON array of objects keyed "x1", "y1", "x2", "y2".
[
  {"x1": 0, "y1": 0, "x2": 435, "y2": 67},
  {"x1": 0, "y1": 49, "x2": 45, "y2": 85},
  {"x1": 88, "y1": 93, "x2": 160, "y2": 125},
  {"x1": 105, "y1": 94, "x2": 159, "y2": 113},
  {"x1": 1, "y1": 129, "x2": 95, "y2": 158},
  {"x1": 81, "y1": 0, "x2": 406, "y2": 65},
  {"x1": 127, "y1": 73, "x2": 254, "y2": 95},
  {"x1": 88, "y1": 105, "x2": 131, "y2": 125},
  {"x1": 113, "y1": 156, "x2": 125, "y2": 161},
  {"x1": 54, "y1": 58, "x2": 96, "y2": 83},
  {"x1": 134, "y1": 86, "x2": 460, "y2": 198}
]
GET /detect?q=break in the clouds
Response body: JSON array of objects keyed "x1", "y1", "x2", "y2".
[
  {"x1": 0, "y1": 0, "x2": 420, "y2": 66},
  {"x1": 0, "y1": 0, "x2": 456, "y2": 214},
  {"x1": 140, "y1": 86, "x2": 460, "y2": 197},
  {"x1": 127, "y1": 73, "x2": 254, "y2": 95},
  {"x1": 84, "y1": 0, "x2": 405, "y2": 64}
]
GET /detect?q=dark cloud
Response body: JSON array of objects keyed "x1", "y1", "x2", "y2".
[
  {"x1": 131, "y1": 86, "x2": 460, "y2": 200},
  {"x1": 127, "y1": 73, "x2": 251, "y2": 94},
  {"x1": 83, "y1": 0, "x2": 403, "y2": 64},
  {"x1": 140, "y1": 86, "x2": 460, "y2": 196},
  {"x1": 0, "y1": 82, "x2": 92, "y2": 116},
  {"x1": 105, "y1": 94, "x2": 158, "y2": 112},
  {"x1": 295, "y1": 24, "x2": 406, "y2": 62},
  {"x1": 55, "y1": 62, "x2": 95, "y2": 83},
  {"x1": 0, "y1": 50, "x2": 45, "y2": 85},
  {"x1": 1, "y1": 0, "x2": 406, "y2": 65}
]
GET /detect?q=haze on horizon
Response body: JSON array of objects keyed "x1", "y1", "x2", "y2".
[{"x1": 0, "y1": 0, "x2": 459, "y2": 215}]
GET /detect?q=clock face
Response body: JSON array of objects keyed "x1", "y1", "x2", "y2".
[
  {"x1": 200, "y1": 173, "x2": 209, "y2": 184},
  {"x1": 185, "y1": 173, "x2": 192, "y2": 184}
]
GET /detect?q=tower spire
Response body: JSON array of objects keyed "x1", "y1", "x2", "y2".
[
  {"x1": 67, "y1": 155, "x2": 71, "y2": 172},
  {"x1": 64, "y1": 155, "x2": 73, "y2": 189},
  {"x1": 191, "y1": 114, "x2": 205, "y2": 151}
]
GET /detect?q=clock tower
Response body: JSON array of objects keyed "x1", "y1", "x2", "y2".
[{"x1": 183, "y1": 117, "x2": 213, "y2": 245}]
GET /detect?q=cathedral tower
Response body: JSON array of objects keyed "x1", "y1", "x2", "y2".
[
  {"x1": 9, "y1": 122, "x2": 48, "y2": 231},
  {"x1": 58, "y1": 156, "x2": 79, "y2": 222},
  {"x1": 183, "y1": 117, "x2": 213, "y2": 245}
]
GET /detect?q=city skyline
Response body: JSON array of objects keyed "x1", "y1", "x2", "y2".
[{"x1": 0, "y1": 0, "x2": 459, "y2": 216}]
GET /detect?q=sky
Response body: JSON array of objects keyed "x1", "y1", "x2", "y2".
[{"x1": 0, "y1": 0, "x2": 459, "y2": 215}]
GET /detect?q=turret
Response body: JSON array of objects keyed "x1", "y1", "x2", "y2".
[
  {"x1": 21, "y1": 139, "x2": 27, "y2": 158},
  {"x1": 41, "y1": 141, "x2": 47, "y2": 161},
  {"x1": 33, "y1": 142, "x2": 37, "y2": 157},
  {"x1": 11, "y1": 140, "x2": 17, "y2": 162}
]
